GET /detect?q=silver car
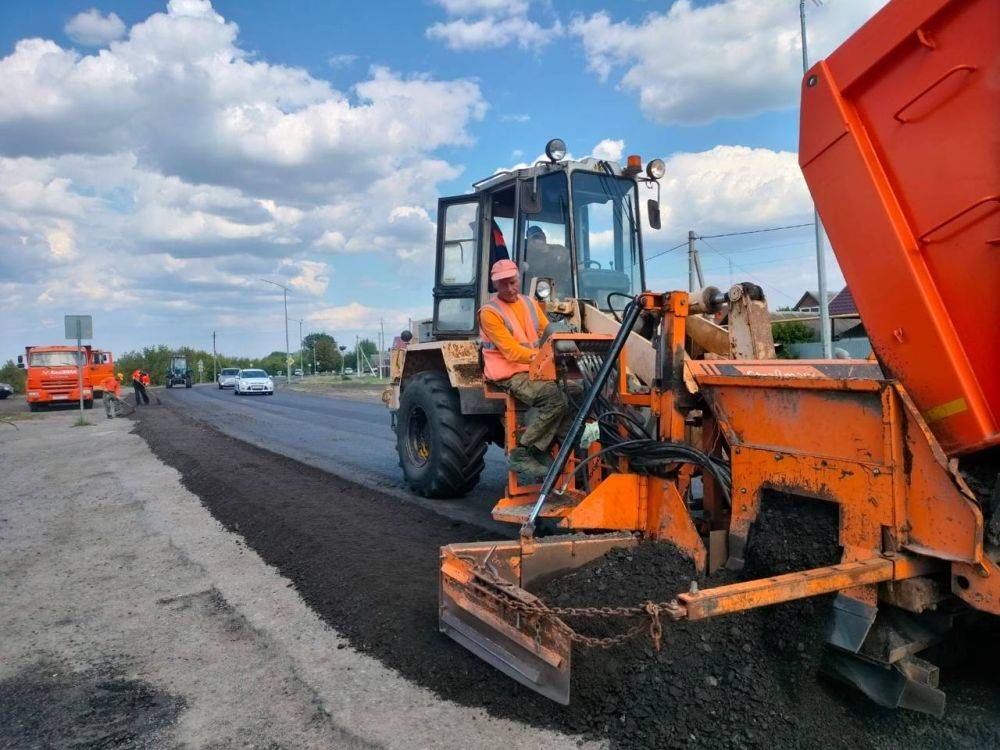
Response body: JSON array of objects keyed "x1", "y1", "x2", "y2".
[
  {"x1": 217, "y1": 368, "x2": 239, "y2": 389},
  {"x1": 0, "y1": 383, "x2": 13, "y2": 399}
]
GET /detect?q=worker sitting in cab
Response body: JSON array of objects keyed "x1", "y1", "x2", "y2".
[{"x1": 480, "y1": 259, "x2": 577, "y2": 480}]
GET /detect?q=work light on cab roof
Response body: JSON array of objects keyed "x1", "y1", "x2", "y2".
[{"x1": 545, "y1": 138, "x2": 566, "y2": 162}]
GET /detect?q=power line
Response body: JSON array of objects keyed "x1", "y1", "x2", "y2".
[
  {"x1": 698, "y1": 253, "x2": 815, "y2": 269},
  {"x1": 697, "y1": 236, "x2": 798, "y2": 303},
  {"x1": 696, "y1": 222, "x2": 814, "y2": 240},
  {"x1": 645, "y1": 222, "x2": 815, "y2": 263},
  {"x1": 645, "y1": 239, "x2": 688, "y2": 262}
]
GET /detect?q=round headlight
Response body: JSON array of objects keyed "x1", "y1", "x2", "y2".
[
  {"x1": 646, "y1": 158, "x2": 666, "y2": 180},
  {"x1": 536, "y1": 279, "x2": 552, "y2": 300},
  {"x1": 545, "y1": 138, "x2": 567, "y2": 162}
]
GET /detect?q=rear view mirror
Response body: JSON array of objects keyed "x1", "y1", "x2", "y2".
[
  {"x1": 647, "y1": 199, "x2": 661, "y2": 230},
  {"x1": 520, "y1": 182, "x2": 541, "y2": 214}
]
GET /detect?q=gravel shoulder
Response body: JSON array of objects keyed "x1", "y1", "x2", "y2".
[
  {"x1": 286, "y1": 376, "x2": 384, "y2": 403},
  {"x1": 0, "y1": 409, "x2": 591, "y2": 749}
]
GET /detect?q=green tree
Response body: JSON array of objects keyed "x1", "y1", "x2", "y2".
[
  {"x1": 772, "y1": 321, "x2": 815, "y2": 358},
  {"x1": 343, "y1": 338, "x2": 378, "y2": 372},
  {"x1": 117, "y1": 345, "x2": 256, "y2": 385},
  {"x1": 302, "y1": 332, "x2": 342, "y2": 373},
  {"x1": 0, "y1": 359, "x2": 27, "y2": 392},
  {"x1": 259, "y1": 350, "x2": 290, "y2": 376}
]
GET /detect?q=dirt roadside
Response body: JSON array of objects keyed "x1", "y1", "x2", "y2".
[
  {"x1": 286, "y1": 375, "x2": 383, "y2": 403},
  {"x1": 132, "y1": 401, "x2": 1000, "y2": 750},
  {"x1": 0, "y1": 410, "x2": 592, "y2": 749}
]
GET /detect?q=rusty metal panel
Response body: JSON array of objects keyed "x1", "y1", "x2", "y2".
[
  {"x1": 440, "y1": 340, "x2": 483, "y2": 388},
  {"x1": 705, "y1": 381, "x2": 889, "y2": 464},
  {"x1": 679, "y1": 558, "x2": 894, "y2": 620}
]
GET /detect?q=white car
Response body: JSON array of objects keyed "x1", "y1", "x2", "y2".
[
  {"x1": 217, "y1": 367, "x2": 240, "y2": 389},
  {"x1": 233, "y1": 368, "x2": 274, "y2": 396}
]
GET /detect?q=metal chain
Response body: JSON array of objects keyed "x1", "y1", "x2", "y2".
[{"x1": 466, "y1": 575, "x2": 683, "y2": 650}]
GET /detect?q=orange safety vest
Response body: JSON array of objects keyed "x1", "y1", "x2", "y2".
[{"x1": 479, "y1": 294, "x2": 541, "y2": 382}]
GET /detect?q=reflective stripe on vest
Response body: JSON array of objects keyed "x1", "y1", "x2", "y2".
[{"x1": 479, "y1": 295, "x2": 541, "y2": 381}]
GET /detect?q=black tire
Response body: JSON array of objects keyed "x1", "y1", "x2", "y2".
[
  {"x1": 185, "y1": 380, "x2": 192, "y2": 389},
  {"x1": 396, "y1": 370, "x2": 489, "y2": 498},
  {"x1": 29, "y1": 402, "x2": 40, "y2": 412},
  {"x1": 83, "y1": 399, "x2": 94, "y2": 410},
  {"x1": 218, "y1": 384, "x2": 223, "y2": 390},
  {"x1": 167, "y1": 381, "x2": 173, "y2": 389}
]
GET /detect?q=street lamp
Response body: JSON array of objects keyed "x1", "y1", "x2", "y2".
[{"x1": 260, "y1": 278, "x2": 292, "y2": 386}]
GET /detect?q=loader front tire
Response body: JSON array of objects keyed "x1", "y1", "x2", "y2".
[{"x1": 397, "y1": 370, "x2": 488, "y2": 498}]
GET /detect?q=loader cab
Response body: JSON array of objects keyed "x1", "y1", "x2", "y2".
[{"x1": 431, "y1": 139, "x2": 661, "y2": 338}]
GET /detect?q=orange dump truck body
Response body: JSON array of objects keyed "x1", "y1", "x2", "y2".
[
  {"x1": 24, "y1": 345, "x2": 93, "y2": 405},
  {"x1": 799, "y1": 0, "x2": 999, "y2": 456}
]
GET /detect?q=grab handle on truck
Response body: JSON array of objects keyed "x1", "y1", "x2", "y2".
[{"x1": 893, "y1": 64, "x2": 976, "y2": 123}]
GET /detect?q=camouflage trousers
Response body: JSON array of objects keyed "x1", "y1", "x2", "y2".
[{"x1": 492, "y1": 372, "x2": 584, "y2": 453}]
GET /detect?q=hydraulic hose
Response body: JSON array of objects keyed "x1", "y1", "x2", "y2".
[{"x1": 521, "y1": 295, "x2": 646, "y2": 539}]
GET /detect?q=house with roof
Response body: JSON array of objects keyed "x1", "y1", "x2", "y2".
[
  {"x1": 792, "y1": 290, "x2": 837, "y2": 313},
  {"x1": 781, "y1": 285, "x2": 871, "y2": 358}
]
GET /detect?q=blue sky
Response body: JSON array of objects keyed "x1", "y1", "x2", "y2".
[{"x1": 0, "y1": 0, "x2": 886, "y2": 359}]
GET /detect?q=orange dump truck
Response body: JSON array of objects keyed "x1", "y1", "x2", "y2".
[{"x1": 19, "y1": 345, "x2": 94, "y2": 411}]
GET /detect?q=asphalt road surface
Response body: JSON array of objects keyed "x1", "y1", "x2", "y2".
[{"x1": 156, "y1": 383, "x2": 511, "y2": 534}]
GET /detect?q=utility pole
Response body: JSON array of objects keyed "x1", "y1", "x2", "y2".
[
  {"x1": 355, "y1": 335, "x2": 359, "y2": 375},
  {"x1": 297, "y1": 318, "x2": 304, "y2": 379},
  {"x1": 800, "y1": 0, "x2": 833, "y2": 357},
  {"x1": 212, "y1": 331, "x2": 217, "y2": 382},
  {"x1": 260, "y1": 279, "x2": 292, "y2": 385},
  {"x1": 687, "y1": 230, "x2": 705, "y2": 291},
  {"x1": 379, "y1": 318, "x2": 386, "y2": 379}
]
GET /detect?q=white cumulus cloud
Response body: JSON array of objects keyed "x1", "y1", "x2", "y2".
[
  {"x1": 654, "y1": 145, "x2": 812, "y2": 235},
  {"x1": 427, "y1": 0, "x2": 561, "y2": 51},
  {"x1": 0, "y1": 1, "x2": 487, "y2": 356},
  {"x1": 591, "y1": 138, "x2": 624, "y2": 162},
  {"x1": 570, "y1": 0, "x2": 887, "y2": 124},
  {"x1": 64, "y1": 8, "x2": 126, "y2": 46}
]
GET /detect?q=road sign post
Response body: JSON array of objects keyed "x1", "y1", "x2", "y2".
[{"x1": 64, "y1": 315, "x2": 93, "y2": 420}]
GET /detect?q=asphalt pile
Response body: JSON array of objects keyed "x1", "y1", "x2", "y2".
[{"x1": 536, "y1": 497, "x2": 1000, "y2": 749}]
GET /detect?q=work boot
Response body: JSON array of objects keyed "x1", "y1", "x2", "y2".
[
  {"x1": 527, "y1": 446, "x2": 554, "y2": 469},
  {"x1": 508, "y1": 447, "x2": 548, "y2": 482}
]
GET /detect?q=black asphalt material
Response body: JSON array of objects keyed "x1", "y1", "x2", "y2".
[{"x1": 136, "y1": 402, "x2": 1000, "y2": 749}]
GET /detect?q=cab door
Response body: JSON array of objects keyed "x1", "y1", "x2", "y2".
[{"x1": 432, "y1": 195, "x2": 483, "y2": 338}]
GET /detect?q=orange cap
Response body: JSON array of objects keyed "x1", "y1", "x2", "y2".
[{"x1": 490, "y1": 259, "x2": 519, "y2": 281}]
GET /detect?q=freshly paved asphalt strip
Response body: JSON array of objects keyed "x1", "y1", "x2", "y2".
[{"x1": 156, "y1": 384, "x2": 512, "y2": 534}]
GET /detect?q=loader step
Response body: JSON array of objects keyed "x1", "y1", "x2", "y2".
[{"x1": 492, "y1": 495, "x2": 579, "y2": 524}]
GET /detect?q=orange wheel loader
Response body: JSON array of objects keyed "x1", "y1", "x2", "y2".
[{"x1": 423, "y1": 0, "x2": 999, "y2": 716}]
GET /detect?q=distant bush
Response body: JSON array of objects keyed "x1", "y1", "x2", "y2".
[
  {"x1": 0, "y1": 360, "x2": 26, "y2": 392},
  {"x1": 772, "y1": 321, "x2": 815, "y2": 346}
]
